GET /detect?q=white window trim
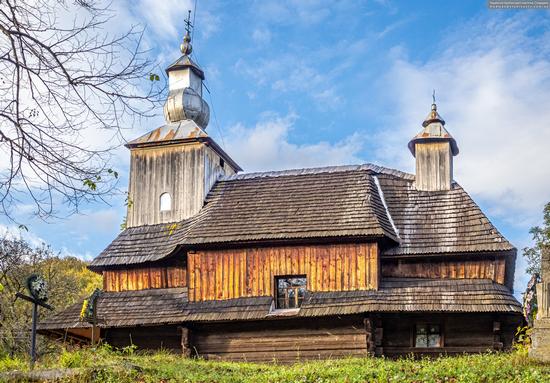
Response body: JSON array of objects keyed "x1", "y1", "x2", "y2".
[{"x1": 160, "y1": 192, "x2": 172, "y2": 212}]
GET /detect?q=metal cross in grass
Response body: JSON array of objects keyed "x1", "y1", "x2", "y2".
[{"x1": 14, "y1": 274, "x2": 54, "y2": 369}]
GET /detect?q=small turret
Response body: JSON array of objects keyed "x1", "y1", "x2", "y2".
[{"x1": 408, "y1": 96, "x2": 459, "y2": 192}]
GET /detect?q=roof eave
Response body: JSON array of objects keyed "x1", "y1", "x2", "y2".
[
  {"x1": 408, "y1": 136, "x2": 459, "y2": 156},
  {"x1": 124, "y1": 136, "x2": 242, "y2": 172}
]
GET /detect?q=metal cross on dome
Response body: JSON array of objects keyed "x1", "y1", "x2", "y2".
[{"x1": 185, "y1": 10, "x2": 193, "y2": 36}]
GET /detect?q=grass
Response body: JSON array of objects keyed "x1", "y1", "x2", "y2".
[{"x1": 1, "y1": 345, "x2": 549, "y2": 383}]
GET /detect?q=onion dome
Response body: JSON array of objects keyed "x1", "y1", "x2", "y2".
[{"x1": 162, "y1": 13, "x2": 210, "y2": 129}]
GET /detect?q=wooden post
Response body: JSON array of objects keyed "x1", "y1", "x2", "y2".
[
  {"x1": 374, "y1": 315, "x2": 384, "y2": 356},
  {"x1": 364, "y1": 317, "x2": 375, "y2": 356},
  {"x1": 30, "y1": 303, "x2": 38, "y2": 369},
  {"x1": 493, "y1": 320, "x2": 503, "y2": 351},
  {"x1": 91, "y1": 303, "x2": 97, "y2": 347},
  {"x1": 14, "y1": 292, "x2": 53, "y2": 370},
  {"x1": 179, "y1": 326, "x2": 191, "y2": 357}
]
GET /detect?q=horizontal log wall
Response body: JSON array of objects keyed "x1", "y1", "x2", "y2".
[
  {"x1": 381, "y1": 257, "x2": 506, "y2": 284},
  {"x1": 191, "y1": 316, "x2": 367, "y2": 362},
  {"x1": 104, "y1": 325, "x2": 182, "y2": 351},
  {"x1": 103, "y1": 266, "x2": 187, "y2": 292},
  {"x1": 381, "y1": 313, "x2": 521, "y2": 357},
  {"x1": 188, "y1": 243, "x2": 378, "y2": 302}
]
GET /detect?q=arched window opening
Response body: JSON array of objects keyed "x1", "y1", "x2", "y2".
[{"x1": 160, "y1": 192, "x2": 172, "y2": 212}]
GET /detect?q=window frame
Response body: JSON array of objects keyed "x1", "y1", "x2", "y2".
[
  {"x1": 159, "y1": 192, "x2": 172, "y2": 212},
  {"x1": 274, "y1": 275, "x2": 307, "y2": 310},
  {"x1": 413, "y1": 322, "x2": 444, "y2": 348}
]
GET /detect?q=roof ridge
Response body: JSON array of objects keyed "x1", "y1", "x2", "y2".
[
  {"x1": 372, "y1": 174, "x2": 400, "y2": 241},
  {"x1": 221, "y1": 163, "x2": 415, "y2": 181}
]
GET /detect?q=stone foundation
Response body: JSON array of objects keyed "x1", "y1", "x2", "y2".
[
  {"x1": 530, "y1": 318, "x2": 550, "y2": 362},
  {"x1": 530, "y1": 247, "x2": 550, "y2": 362}
]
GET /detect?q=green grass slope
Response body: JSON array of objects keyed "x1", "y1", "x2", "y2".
[{"x1": 1, "y1": 345, "x2": 549, "y2": 383}]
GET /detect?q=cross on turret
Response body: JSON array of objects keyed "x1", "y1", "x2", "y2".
[
  {"x1": 184, "y1": 10, "x2": 193, "y2": 36},
  {"x1": 181, "y1": 10, "x2": 194, "y2": 56}
]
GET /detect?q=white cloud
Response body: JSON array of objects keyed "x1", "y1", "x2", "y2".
[
  {"x1": 0, "y1": 223, "x2": 95, "y2": 261},
  {"x1": 62, "y1": 208, "x2": 122, "y2": 242},
  {"x1": 376, "y1": 16, "x2": 414, "y2": 39},
  {"x1": 135, "y1": 0, "x2": 220, "y2": 40},
  {"x1": 235, "y1": 54, "x2": 346, "y2": 110},
  {"x1": 135, "y1": 0, "x2": 194, "y2": 39},
  {"x1": 224, "y1": 113, "x2": 364, "y2": 172},
  {"x1": 0, "y1": 224, "x2": 46, "y2": 248},
  {"x1": 252, "y1": 28, "x2": 272, "y2": 45},
  {"x1": 251, "y1": 0, "x2": 331, "y2": 26}
]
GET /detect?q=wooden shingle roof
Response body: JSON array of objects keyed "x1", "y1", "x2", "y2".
[
  {"x1": 180, "y1": 279, "x2": 521, "y2": 322},
  {"x1": 184, "y1": 165, "x2": 398, "y2": 245},
  {"x1": 299, "y1": 278, "x2": 521, "y2": 317},
  {"x1": 377, "y1": 173, "x2": 513, "y2": 255},
  {"x1": 89, "y1": 222, "x2": 190, "y2": 269},
  {"x1": 89, "y1": 164, "x2": 513, "y2": 270},
  {"x1": 37, "y1": 279, "x2": 521, "y2": 331},
  {"x1": 38, "y1": 288, "x2": 188, "y2": 330}
]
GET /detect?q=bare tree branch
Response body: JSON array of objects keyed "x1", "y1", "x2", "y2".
[{"x1": 0, "y1": 0, "x2": 164, "y2": 222}]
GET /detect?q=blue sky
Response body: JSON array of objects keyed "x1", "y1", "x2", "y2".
[{"x1": 2, "y1": 1, "x2": 550, "y2": 298}]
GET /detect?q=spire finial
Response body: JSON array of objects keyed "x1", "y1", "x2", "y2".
[
  {"x1": 180, "y1": 10, "x2": 193, "y2": 55},
  {"x1": 422, "y1": 91, "x2": 445, "y2": 127}
]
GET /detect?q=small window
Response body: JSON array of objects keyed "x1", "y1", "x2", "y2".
[
  {"x1": 415, "y1": 323, "x2": 442, "y2": 348},
  {"x1": 219, "y1": 158, "x2": 225, "y2": 168},
  {"x1": 160, "y1": 192, "x2": 171, "y2": 211},
  {"x1": 275, "y1": 276, "x2": 306, "y2": 309}
]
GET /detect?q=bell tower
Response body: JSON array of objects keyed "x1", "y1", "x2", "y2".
[
  {"x1": 408, "y1": 97, "x2": 459, "y2": 192},
  {"x1": 125, "y1": 12, "x2": 241, "y2": 228}
]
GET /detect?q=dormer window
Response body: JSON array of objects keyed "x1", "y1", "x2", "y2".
[
  {"x1": 160, "y1": 192, "x2": 172, "y2": 211},
  {"x1": 275, "y1": 276, "x2": 306, "y2": 309}
]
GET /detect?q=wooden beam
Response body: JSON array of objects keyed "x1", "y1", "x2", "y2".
[
  {"x1": 493, "y1": 320, "x2": 503, "y2": 351},
  {"x1": 179, "y1": 326, "x2": 191, "y2": 357},
  {"x1": 364, "y1": 317, "x2": 375, "y2": 356}
]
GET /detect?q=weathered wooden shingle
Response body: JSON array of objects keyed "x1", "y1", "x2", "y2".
[
  {"x1": 89, "y1": 221, "x2": 191, "y2": 269},
  {"x1": 299, "y1": 278, "x2": 522, "y2": 317},
  {"x1": 89, "y1": 163, "x2": 513, "y2": 270},
  {"x1": 184, "y1": 166, "x2": 397, "y2": 245},
  {"x1": 376, "y1": 173, "x2": 513, "y2": 255},
  {"x1": 182, "y1": 278, "x2": 521, "y2": 322},
  {"x1": 38, "y1": 288, "x2": 188, "y2": 330},
  {"x1": 38, "y1": 279, "x2": 520, "y2": 331}
]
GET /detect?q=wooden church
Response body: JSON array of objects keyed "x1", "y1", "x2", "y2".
[{"x1": 39, "y1": 25, "x2": 522, "y2": 362}]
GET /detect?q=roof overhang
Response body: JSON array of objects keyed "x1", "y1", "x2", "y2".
[{"x1": 408, "y1": 136, "x2": 459, "y2": 157}]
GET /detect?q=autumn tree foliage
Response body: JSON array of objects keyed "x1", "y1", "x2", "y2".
[{"x1": 0, "y1": 235, "x2": 101, "y2": 356}]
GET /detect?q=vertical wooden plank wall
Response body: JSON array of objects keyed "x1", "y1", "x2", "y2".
[
  {"x1": 103, "y1": 266, "x2": 187, "y2": 292},
  {"x1": 415, "y1": 141, "x2": 453, "y2": 191},
  {"x1": 127, "y1": 144, "x2": 237, "y2": 228},
  {"x1": 188, "y1": 243, "x2": 379, "y2": 302},
  {"x1": 381, "y1": 257, "x2": 506, "y2": 284}
]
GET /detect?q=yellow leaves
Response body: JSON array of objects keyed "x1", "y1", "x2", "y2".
[
  {"x1": 79, "y1": 299, "x2": 89, "y2": 320},
  {"x1": 165, "y1": 223, "x2": 180, "y2": 236}
]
